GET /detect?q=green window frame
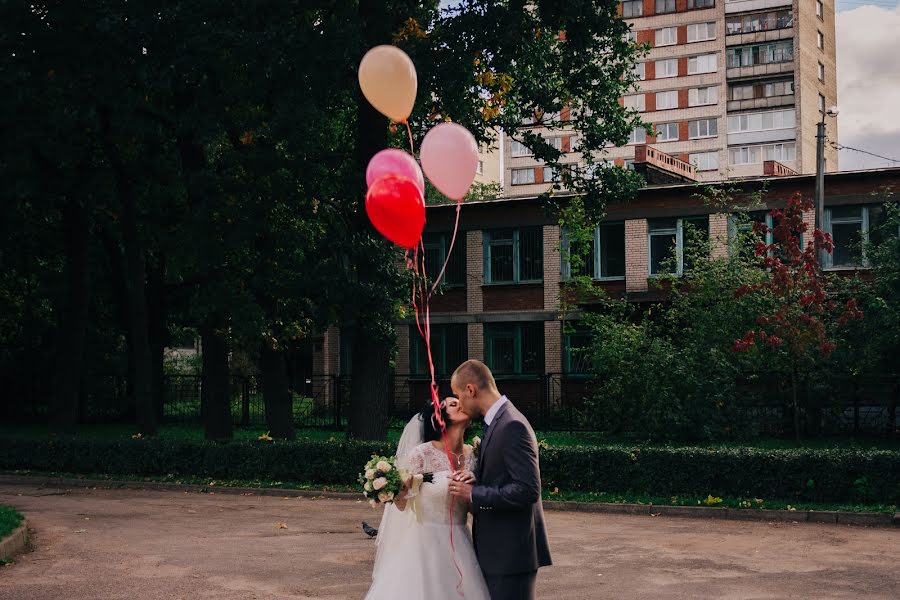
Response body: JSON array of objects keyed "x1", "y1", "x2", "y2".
[
  {"x1": 561, "y1": 223, "x2": 626, "y2": 281},
  {"x1": 648, "y1": 216, "x2": 709, "y2": 276},
  {"x1": 562, "y1": 323, "x2": 592, "y2": 376},
  {"x1": 409, "y1": 324, "x2": 468, "y2": 377},
  {"x1": 484, "y1": 322, "x2": 544, "y2": 376},
  {"x1": 483, "y1": 227, "x2": 543, "y2": 284},
  {"x1": 422, "y1": 232, "x2": 466, "y2": 287}
]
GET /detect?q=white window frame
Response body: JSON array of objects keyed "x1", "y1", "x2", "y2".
[
  {"x1": 726, "y1": 109, "x2": 795, "y2": 134},
  {"x1": 728, "y1": 143, "x2": 796, "y2": 165},
  {"x1": 648, "y1": 217, "x2": 709, "y2": 276},
  {"x1": 477, "y1": 160, "x2": 484, "y2": 175},
  {"x1": 689, "y1": 86, "x2": 717, "y2": 106},
  {"x1": 623, "y1": 0, "x2": 643, "y2": 18},
  {"x1": 511, "y1": 168, "x2": 535, "y2": 185},
  {"x1": 655, "y1": 27, "x2": 677, "y2": 47},
  {"x1": 687, "y1": 22, "x2": 716, "y2": 43},
  {"x1": 689, "y1": 151, "x2": 719, "y2": 171},
  {"x1": 655, "y1": 122, "x2": 679, "y2": 142},
  {"x1": 656, "y1": 90, "x2": 679, "y2": 110},
  {"x1": 623, "y1": 94, "x2": 646, "y2": 112},
  {"x1": 688, "y1": 53, "x2": 717, "y2": 75},
  {"x1": 656, "y1": 0, "x2": 676, "y2": 14},
  {"x1": 818, "y1": 62, "x2": 825, "y2": 82},
  {"x1": 656, "y1": 58, "x2": 678, "y2": 79},
  {"x1": 511, "y1": 140, "x2": 531, "y2": 157},
  {"x1": 689, "y1": 118, "x2": 718, "y2": 139},
  {"x1": 634, "y1": 62, "x2": 646, "y2": 81},
  {"x1": 816, "y1": 0, "x2": 823, "y2": 19},
  {"x1": 818, "y1": 93, "x2": 826, "y2": 113},
  {"x1": 817, "y1": 31, "x2": 824, "y2": 49},
  {"x1": 628, "y1": 127, "x2": 647, "y2": 145}
]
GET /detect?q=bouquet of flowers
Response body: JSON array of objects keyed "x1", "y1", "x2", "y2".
[{"x1": 360, "y1": 454, "x2": 433, "y2": 508}]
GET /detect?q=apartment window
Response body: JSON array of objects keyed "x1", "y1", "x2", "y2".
[
  {"x1": 729, "y1": 142, "x2": 796, "y2": 165},
  {"x1": 656, "y1": 90, "x2": 678, "y2": 110},
  {"x1": 656, "y1": 122, "x2": 679, "y2": 142},
  {"x1": 727, "y1": 41, "x2": 793, "y2": 68},
  {"x1": 422, "y1": 232, "x2": 466, "y2": 286},
  {"x1": 484, "y1": 322, "x2": 544, "y2": 376},
  {"x1": 511, "y1": 140, "x2": 531, "y2": 157},
  {"x1": 688, "y1": 53, "x2": 717, "y2": 74},
  {"x1": 689, "y1": 86, "x2": 718, "y2": 106},
  {"x1": 511, "y1": 168, "x2": 535, "y2": 185},
  {"x1": 689, "y1": 118, "x2": 718, "y2": 139},
  {"x1": 764, "y1": 79, "x2": 794, "y2": 97},
  {"x1": 624, "y1": 94, "x2": 646, "y2": 111},
  {"x1": 818, "y1": 93, "x2": 826, "y2": 113},
  {"x1": 628, "y1": 127, "x2": 647, "y2": 145},
  {"x1": 484, "y1": 227, "x2": 543, "y2": 284},
  {"x1": 634, "y1": 62, "x2": 646, "y2": 81},
  {"x1": 689, "y1": 151, "x2": 719, "y2": 171},
  {"x1": 726, "y1": 108, "x2": 795, "y2": 133},
  {"x1": 817, "y1": 31, "x2": 824, "y2": 49},
  {"x1": 543, "y1": 166, "x2": 560, "y2": 183},
  {"x1": 656, "y1": 27, "x2": 677, "y2": 47},
  {"x1": 688, "y1": 0, "x2": 715, "y2": 8},
  {"x1": 816, "y1": 0, "x2": 823, "y2": 19},
  {"x1": 656, "y1": 0, "x2": 676, "y2": 14},
  {"x1": 410, "y1": 324, "x2": 467, "y2": 376},
  {"x1": 818, "y1": 62, "x2": 825, "y2": 82},
  {"x1": 477, "y1": 160, "x2": 484, "y2": 175},
  {"x1": 729, "y1": 83, "x2": 754, "y2": 101},
  {"x1": 726, "y1": 10, "x2": 793, "y2": 35},
  {"x1": 625, "y1": 30, "x2": 638, "y2": 44},
  {"x1": 622, "y1": 0, "x2": 643, "y2": 18},
  {"x1": 656, "y1": 58, "x2": 678, "y2": 78},
  {"x1": 687, "y1": 22, "x2": 716, "y2": 42},
  {"x1": 562, "y1": 222, "x2": 627, "y2": 280},
  {"x1": 563, "y1": 324, "x2": 593, "y2": 375},
  {"x1": 648, "y1": 216, "x2": 709, "y2": 275}
]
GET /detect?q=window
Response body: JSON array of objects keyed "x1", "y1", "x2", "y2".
[
  {"x1": 818, "y1": 93, "x2": 826, "y2": 113},
  {"x1": 634, "y1": 62, "x2": 646, "y2": 81},
  {"x1": 484, "y1": 228, "x2": 543, "y2": 283},
  {"x1": 730, "y1": 210, "x2": 771, "y2": 258},
  {"x1": 825, "y1": 206, "x2": 866, "y2": 268},
  {"x1": 688, "y1": 53, "x2": 717, "y2": 74},
  {"x1": 409, "y1": 324, "x2": 467, "y2": 376},
  {"x1": 727, "y1": 41, "x2": 793, "y2": 68},
  {"x1": 656, "y1": 58, "x2": 678, "y2": 78},
  {"x1": 655, "y1": 122, "x2": 679, "y2": 142},
  {"x1": 687, "y1": 22, "x2": 716, "y2": 42},
  {"x1": 648, "y1": 216, "x2": 709, "y2": 275},
  {"x1": 728, "y1": 142, "x2": 796, "y2": 165},
  {"x1": 729, "y1": 83, "x2": 754, "y2": 101},
  {"x1": 563, "y1": 324, "x2": 592, "y2": 375},
  {"x1": 689, "y1": 118, "x2": 718, "y2": 139},
  {"x1": 624, "y1": 94, "x2": 646, "y2": 111},
  {"x1": 817, "y1": 31, "x2": 824, "y2": 49},
  {"x1": 690, "y1": 151, "x2": 719, "y2": 171},
  {"x1": 726, "y1": 10, "x2": 793, "y2": 34},
  {"x1": 477, "y1": 160, "x2": 484, "y2": 175},
  {"x1": 656, "y1": 0, "x2": 676, "y2": 14},
  {"x1": 484, "y1": 322, "x2": 544, "y2": 376},
  {"x1": 656, "y1": 27, "x2": 677, "y2": 46},
  {"x1": 818, "y1": 62, "x2": 825, "y2": 82},
  {"x1": 726, "y1": 109, "x2": 795, "y2": 133},
  {"x1": 625, "y1": 30, "x2": 638, "y2": 44},
  {"x1": 622, "y1": 0, "x2": 642, "y2": 18},
  {"x1": 511, "y1": 140, "x2": 531, "y2": 157},
  {"x1": 816, "y1": 0, "x2": 823, "y2": 19},
  {"x1": 628, "y1": 127, "x2": 647, "y2": 145},
  {"x1": 511, "y1": 168, "x2": 535, "y2": 185},
  {"x1": 764, "y1": 79, "x2": 794, "y2": 97},
  {"x1": 562, "y1": 222, "x2": 626, "y2": 280},
  {"x1": 656, "y1": 90, "x2": 678, "y2": 110},
  {"x1": 729, "y1": 80, "x2": 793, "y2": 101},
  {"x1": 688, "y1": 0, "x2": 715, "y2": 8},
  {"x1": 623, "y1": 159, "x2": 636, "y2": 171},
  {"x1": 689, "y1": 86, "x2": 717, "y2": 106},
  {"x1": 422, "y1": 232, "x2": 466, "y2": 286}
]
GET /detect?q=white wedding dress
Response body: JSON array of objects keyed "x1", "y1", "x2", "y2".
[{"x1": 365, "y1": 420, "x2": 490, "y2": 600}]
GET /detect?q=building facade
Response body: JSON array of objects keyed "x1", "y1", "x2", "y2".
[{"x1": 502, "y1": 0, "x2": 839, "y2": 195}]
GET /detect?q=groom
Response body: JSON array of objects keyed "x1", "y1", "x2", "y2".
[{"x1": 448, "y1": 359, "x2": 552, "y2": 600}]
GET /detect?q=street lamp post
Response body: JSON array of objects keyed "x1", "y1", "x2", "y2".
[{"x1": 814, "y1": 106, "x2": 839, "y2": 267}]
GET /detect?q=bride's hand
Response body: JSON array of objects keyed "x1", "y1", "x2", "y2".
[{"x1": 452, "y1": 470, "x2": 476, "y2": 485}]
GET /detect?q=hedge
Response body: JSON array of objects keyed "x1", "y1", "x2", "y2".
[{"x1": 0, "y1": 437, "x2": 897, "y2": 504}]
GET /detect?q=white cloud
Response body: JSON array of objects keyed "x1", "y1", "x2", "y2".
[{"x1": 836, "y1": 4, "x2": 900, "y2": 170}]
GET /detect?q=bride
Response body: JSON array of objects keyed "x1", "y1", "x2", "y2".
[{"x1": 364, "y1": 397, "x2": 490, "y2": 599}]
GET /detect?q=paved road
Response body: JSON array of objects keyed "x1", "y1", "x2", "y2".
[{"x1": 0, "y1": 483, "x2": 897, "y2": 599}]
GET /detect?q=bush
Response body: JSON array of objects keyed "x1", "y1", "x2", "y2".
[{"x1": 0, "y1": 437, "x2": 897, "y2": 504}]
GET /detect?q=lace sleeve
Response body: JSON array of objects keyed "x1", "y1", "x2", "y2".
[{"x1": 406, "y1": 444, "x2": 428, "y2": 475}]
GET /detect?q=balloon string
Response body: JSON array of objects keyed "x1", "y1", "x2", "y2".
[
  {"x1": 429, "y1": 200, "x2": 463, "y2": 296},
  {"x1": 404, "y1": 120, "x2": 414, "y2": 155}
]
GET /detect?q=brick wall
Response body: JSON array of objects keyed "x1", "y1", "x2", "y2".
[
  {"x1": 625, "y1": 219, "x2": 649, "y2": 293},
  {"x1": 544, "y1": 320, "x2": 561, "y2": 374},
  {"x1": 430, "y1": 287, "x2": 467, "y2": 312},
  {"x1": 543, "y1": 225, "x2": 561, "y2": 312},
  {"x1": 466, "y1": 230, "x2": 484, "y2": 312},
  {"x1": 395, "y1": 324, "x2": 410, "y2": 375},
  {"x1": 468, "y1": 322, "x2": 484, "y2": 361},
  {"x1": 483, "y1": 285, "x2": 544, "y2": 311},
  {"x1": 709, "y1": 213, "x2": 730, "y2": 260},
  {"x1": 802, "y1": 206, "x2": 816, "y2": 239}
]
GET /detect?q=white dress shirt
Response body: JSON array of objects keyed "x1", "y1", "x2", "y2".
[{"x1": 484, "y1": 395, "x2": 509, "y2": 426}]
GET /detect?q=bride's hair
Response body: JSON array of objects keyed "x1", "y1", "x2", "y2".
[{"x1": 419, "y1": 401, "x2": 451, "y2": 443}]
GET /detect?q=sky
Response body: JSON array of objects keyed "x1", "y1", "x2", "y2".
[{"x1": 834, "y1": 1, "x2": 900, "y2": 170}]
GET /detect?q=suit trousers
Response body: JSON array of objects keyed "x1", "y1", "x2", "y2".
[{"x1": 484, "y1": 571, "x2": 537, "y2": 600}]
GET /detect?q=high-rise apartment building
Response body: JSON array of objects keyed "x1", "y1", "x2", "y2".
[{"x1": 502, "y1": 0, "x2": 839, "y2": 194}]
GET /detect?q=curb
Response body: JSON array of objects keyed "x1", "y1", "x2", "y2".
[
  {"x1": 0, "y1": 520, "x2": 28, "y2": 560},
  {"x1": 1, "y1": 474, "x2": 896, "y2": 528}
]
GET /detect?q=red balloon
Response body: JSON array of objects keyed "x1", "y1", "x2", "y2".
[{"x1": 365, "y1": 174, "x2": 426, "y2": 249}]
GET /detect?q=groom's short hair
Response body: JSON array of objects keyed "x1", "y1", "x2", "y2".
[{"x1": 453, "y1": 359, "x2": 497, "y2": 392}]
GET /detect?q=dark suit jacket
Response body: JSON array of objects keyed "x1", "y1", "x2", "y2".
[{"x1": 471, "y1": 400, "x2": 552, "y2": 575}]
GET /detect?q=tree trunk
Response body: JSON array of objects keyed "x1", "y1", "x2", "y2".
[
  {"x1": 348, "y1": 326, "x2": 393, "y2": 439},
  {"x1": 49, "y1": 199, "x2": 92, "y2": 434},
  {"x1": 260, "y1": 344, "x2": 295, "y2": 439},
  {"x1": 201, "y1": 325, "x2": 232, "y2": 440},
  {"x1": 147, "y1": 254, "x2": 167, "y2": 422}
]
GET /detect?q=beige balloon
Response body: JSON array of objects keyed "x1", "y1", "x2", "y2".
[{"x1": 358, "y1": 45, "x2": 417, "y2": 123}]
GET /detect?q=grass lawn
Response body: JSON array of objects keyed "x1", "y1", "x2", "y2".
[{"x1": 0, "y1": 505, "x2": 23, "y2": 539}]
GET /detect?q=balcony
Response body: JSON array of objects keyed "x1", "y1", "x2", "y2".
[
  {"x1": 633, "y1": 145, "x2": 698, "y2": 184},
  {"x1": 727, "y1": 94, "x2": 794, "y2": 112},
  {"x1": 727, "y1": 61, "x2": 794, "y2": 80},
  {"x1": 725, "y1": 27, "x2": 794, "y2": 47},
  {"x1": 725, "y1": 0, "x2": 792, "y2": 14}
]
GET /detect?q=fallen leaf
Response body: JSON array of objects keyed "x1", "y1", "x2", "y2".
[{"x1": 276, "y1": 522, "x2": 288, "y2": 529}]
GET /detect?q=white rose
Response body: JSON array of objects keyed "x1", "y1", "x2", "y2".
[
  {"x1": 365, "y1": 469, "x2": 375, "y2": 479},
  {"x1": 378, "y1": 491, "x2": 393, "y2": 503},
  {"x1": 373, "y1": 477, "x2": 388, "y2": 491},
  {"x1": 376, "y1": 461, "x2": 392, "y2": 473},
  {"x1": 364, "y1": 481, "x2": 372, "y2": 492}
]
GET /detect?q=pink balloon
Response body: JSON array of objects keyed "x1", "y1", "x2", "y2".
[
  {"x1": 366, "y1": 149, "x2": 425, "y2": 196},
  {"x1": 420, "y1": 123, "x2": 478, "y2": 201}
]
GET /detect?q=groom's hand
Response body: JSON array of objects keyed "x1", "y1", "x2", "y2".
[
  {"x1": 448, "y1": 480, "x2": 473, "y2": 502},
  {"x1": 453, "y1": 470, "x2": 476, "y2": 484}
]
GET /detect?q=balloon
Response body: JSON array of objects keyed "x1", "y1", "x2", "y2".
[
  {"x1": 420, "y1": 123, "x2": 479, "y2": 201},
  {"x1": 358, "y1": 45, "x2": 417, "y2": 123},
  {"x1": 366, "y1": 149, "x2": 425, "y2": 196},
  {"x1": 365, "y1": 174, "x2": 426, "y2": 249}
]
